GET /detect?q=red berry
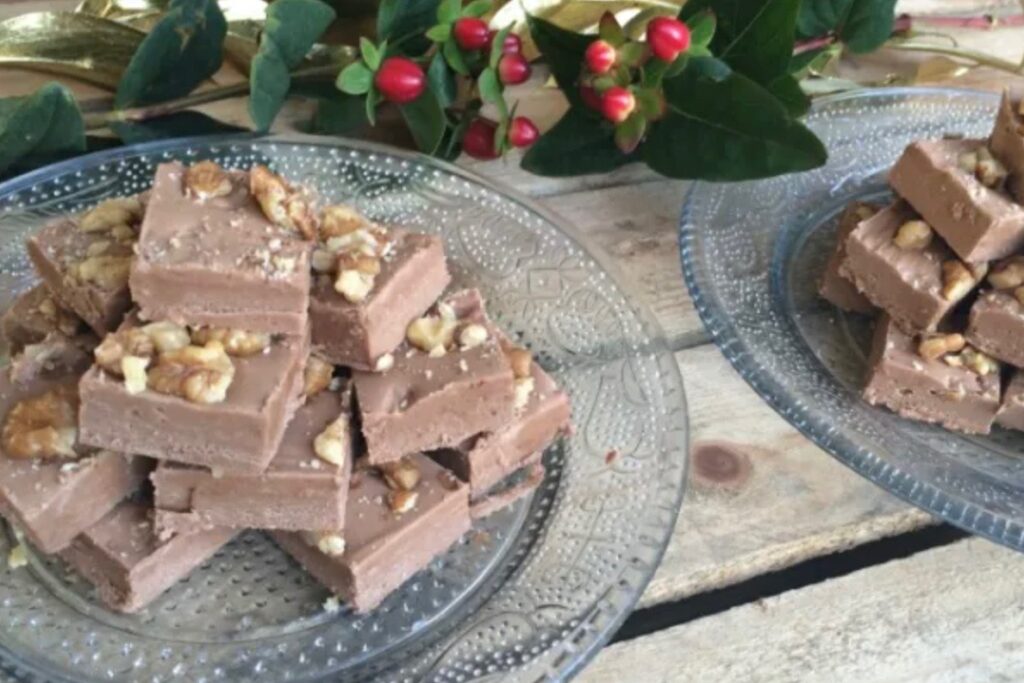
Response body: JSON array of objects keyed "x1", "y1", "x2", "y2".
[
  {"x1": 507, "y1": 117, "x2": 539, "y2": 148},
  {"x1": 497, "y1": 53, "x2": 531, "y2": 85},
  {"x1": 463, "y1": 118, "x2": 500, "y2": 159},
  {"x1": 585, "y1": 39, "x2": 617, "y2": 74},
  {"x1": 489, "y1": 30, "x2": 522, "y2": 55},
  {"x1": 646, "y1": 16, "x2": 691, "y2": 62},
  {"x1": 579, "y1": 84, "x2": 603, "y2": 111},
  {"x1": 453, "y1": 17, "x2": 490, "y2": 51},
  {"x1": 600, "y1": 86, "x2": 635, "y2": 124},
  {"x1": 374, "y1": 57, "x2": 426, "y2": 104}
]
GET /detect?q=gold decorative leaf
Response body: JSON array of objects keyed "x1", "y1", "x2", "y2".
[
  {"x1": 0, "y1": 12, "x2": 145, "y2": 89},
  {"x1": 490, "y1": 0, "x2": 683, "y2": 60}
]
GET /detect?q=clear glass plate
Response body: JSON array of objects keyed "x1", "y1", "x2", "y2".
[
  {"x1": 0, "y1": 135, "x2": 688, "y2": 682},
  {"x1": 680, "y1": 86, "x2": 1024, "y2": 551}
]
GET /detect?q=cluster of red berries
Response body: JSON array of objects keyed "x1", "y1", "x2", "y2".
[{"x1": 583, "y1": 16, "x2": 692, "y2": 124}]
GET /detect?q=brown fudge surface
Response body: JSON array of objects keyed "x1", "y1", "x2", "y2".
[
  {"x1": 889, "y1": 138, "x2": 1024, "y2": 262},
  {"x1": 818, "y1": 202, "x2": 877, "y2": 314},
  {"x1": 996, "y1": 371, "x2": 1024, "y2": 431},
  {"x1": 1, "y1": 284, "x2": 84, "y2": 353},
  {"x1": 989, "y1": 91, "x2": 1024, "y2": 203},
  {"x1": 468, "y1": 462, "x2": 544, "y2": 520},
  {"x1": 352, "y1": 289, "x2": 516, "y2": 464},
  {"x1": 965, "y1": 289, "x2": 1024, "y2": 366},
  {"x1": 0, "y1": 372, "x2": 149, "y2": 553},
  {"x1": 272, "y1": 454, "x2": 470, "y2": 613},
  {"x1": 431, "y1": 356, "x2": 569, "y2": 499},
  {"x1": 841, "y1": 201, "x2": 962, "y2": 332},
  {"x1": 152, "y1": 387, "x2": 353, "y2": 535},
  {"x1": 130, "y1": 162, "x2": 311, "y2": 335},
  {"x1": 8, "y1": 331, "x2": 96, "y2": 387},
  {"x1": 79, "y1": 316, "x2": 308, "y2": 474},
  {"x1": 26, "y1": 218, "x2": 134, "y2": 336},
  {"x1": 863, "y1": 315, "x2": 1000, "y2": 434},
  {"x1": 311, "y1": 230, "x2": 450, "y2": 370},
  {"x1": 60, "y1": 501, "x2": 236, "y2": 613}
]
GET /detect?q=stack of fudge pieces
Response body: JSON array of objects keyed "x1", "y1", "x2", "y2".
[
  {"x1": 819, "y1": 91, "x2": 1024, "y2": 435},
  {"x1": 0, "y1": 160, "x2": 571, "y2": 614}
]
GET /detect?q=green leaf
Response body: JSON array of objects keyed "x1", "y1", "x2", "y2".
[
  {"x1": 437, "y1": 0, "x2": 462, "y2": 24},
  {"x1": 360, "y1": 37, "x2": 381, "y2": 70},
  {"x1": 0, "y1": 82, "x2": 85, "y2": 174},
  {"x1": 618, "y1": 42, "x2": 650, "y2": 68},
  {"x1": 527, "y1": 15, "x2": 592, "y2": 107},
  {"x1": 766, "y1": 72, "x2": 810, "y2": 116},
  {"x1": 489, "y1": 26, "x2": 512, "y2": 68},
  {"x1": 115, "y1": 0, "x2": 227, "y2": 107},
  {"x1": 337, "y1": 62, "x2": 374, "y2": 95},
  {"x1": 426, "y1": 23, "x2": 452, "y2": 42},
  {"x1": 598, "y1": 11, "x2": 626, "y2": 46},
  {"x1": 378, "y1": 0, "x2": 438, "y2": 49},
  {"x1": 687, "y1": 10, "x2": 717, "y2": 48},
  {"x1": 521, "y1": 107, "x2": 635, "y2": 177},
  {"x1": 311, "y1": 92, "x2": 368, "y2": 135},
  {"x1": 400, "y1": 85, "x2": 446, "y2": 154},
  {"x1": 462, "y1": 0, "x2": 492, "y2": 18},
  {"x1": 788, "y1": 46, "x2": 827, "y2": 74},
  {"x1": 478, "y1": 67, "x2": 503, "y2": 105},
  {"x1": 643, "y1": 57, "x2": 826, "y2": 180},
  {"x1": 112, "y1": 111, "x2": 245, "y2": 144},
  {"x1": 365, "y1": 87, "x2": 380, "y2": 125},
  {"x1": 443, "y1": 38, "x2": 469, "y2": 75},
  {"x1": 797, "y1": 0, "x2": 896, "y2": 53},
  {"x1": 249, "y1": 0, "x2": 336, "y2": 131},
  {"x1": 680, "y1": 0, "x2": 799, "y2": 86},
  {"x1": 428, "y1": 51, "x2": 456, "y2": 107}
]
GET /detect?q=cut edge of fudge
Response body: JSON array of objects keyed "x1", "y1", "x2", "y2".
[
  {"x1": 818, "y1": 201, "x2": 879, "y2": 314},
  {"x1": 996, "y1": 370, "x2": 1024, "y2": 431},
  {"x1": 989, "y1": 90, "x2": 1024, "y2": 203},
  {"x1": 966, "y1": 289, "x2": 1024, "y2": 367}
]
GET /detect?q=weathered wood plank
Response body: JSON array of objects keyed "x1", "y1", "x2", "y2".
[
  {"x1": 636, "y1": 344, "x2": 933, "y2": 608},
  {"x1": 583, "y1": 537, "x2": 1023, "y2": 682}
]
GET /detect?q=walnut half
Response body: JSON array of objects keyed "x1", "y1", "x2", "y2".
[
  {"x1": 250, "y1": 165, "x2": 317, "y2": 240},
  {"x1": 2, "y1": 385, "x2": 78, "y2": 459},
  {"x1": 185, "y1": 161, "x2": 233, "y2": 200},
  {"x1": 147, "y1": 341, "x2": 235, "y2": 404},
  {"x1": 190, "y1": 327, "x2": 270, "y2": 357}
]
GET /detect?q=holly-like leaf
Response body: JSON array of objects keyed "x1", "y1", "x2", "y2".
[
  {"x1": 521, "y1": 107, "x2": 635, "y2": 177},
  {"x1": 797, "y1": 0, "x2": 897, "y2": 53},
  {"x1": 428, "y1": 51, "x2": 456, "y2": 107},
  {"x1": 679, "y1": 0, "x2": 799, "y2": 86},
  {"x1": 437, "y1": 0, "x2": 462, "y2": 24},
  {"x1": 115, "y1": 0, "x2": 227, "y2": 107},
  {"x1": 112, "y1": 110, "x2": 245, "y2": 143},
  {"x1": 360, "y1": 37, "x2": 382, "y2": 70},
  {"x1": 0, "y1": 82, "x2": 85, "y2": 174},
  {"x1": 527, "y1": 15, "x2": 592, "y2": 107},
  {"x1": 337, "y1": 62, "x2": 374, "y2": 95},
  {"x1": 442, "y1": 38, "x2": 469, "y2": 75},
  {"x1": 478, "y1": 67, "x2": 503, "y2": 105},
  {"x1": 399, "y1": 85, "x2": 445, "y2": 154},
  {"x1": 462, "y1": 0, "x2": 491, "y2": 18},
  {"x1": 249, "y1": 0, "x2": 336, "y2": 131},
  {"x1": 426, "y1": 24, "x2": 451, "y2": 42},
  {"x1": 766, "y1": 73, "x2": 809, "y2": 116},
  {"x1": 643, "y1": 57, "x2": 826, "y2": 180},
  {"x1": 311, "y1": 92, "x2": 368, "y2": 135},
  {"x1": 378, "y1": 0, "x2": 439, "y2": 47}
]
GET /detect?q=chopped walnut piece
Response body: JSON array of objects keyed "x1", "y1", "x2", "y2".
[
  {"x1": 961, "y1": 346, "x2": 999, "y2": 376},
  {"x1": 2, "y1": 385, "x2": 78, "y2": 459},
  {"x1": 941, "y1": 260, "x2": 980, "y2": 301},
  {"x1": 458, "y1": 323, "x2": 488, "y2": 350},
  {"x1": 513, "y1": 376, "x2": 535, "y2": 410},
  {"x1": 311, "y1": 248, "x2": 335, "y2": 273},
  {"x1": 975, "y1": 147, "x2": 1008, "y2": 188},
  {"x1": 71, "y1": 255, "x2": 132, "y2": 290},
  {"x1": 147, "y1": 341, "x2": 235, "y2": 404},
  {"x1": 507, "y1": 347, "x2": 532, "y2": 379},
  {"x1": 334, "y1": 269, "x2": 375, "y2": 303},
  {"x1": 79, "y1": 197, "x2": 142, "y2": 233},
  {"x1": 1015, "y1": 286, "x2": 1024, "y2": 306},
  {"x1": 121, "y1": 355, "x2": 150, "y2": 394},
  {"x1": 407, "y1": 313, "x2": 457, "y2": 355},
  {"x1": 303, "y1": 355, "x2": 334, "y2": 398},
  {"x1": 337, "y1": 252, "x2": 381, "y2": 276},
  {"x1": 190, "y1": 327, "x2": 270, "y2": 357},
  {"x1": 37, "y1": 297, "x2": 82, "y2": 337},
  {"x1": 388, "y1": 489, "x2": 418, "y2": 514},
  {"x1": 185, "y1": 161, "x2": 233, "y2": 200},
  {"x1": 988, "y1": 257, "x2": 1024, "y2": 290},
  {"x1": 313, "y1": 414, "x2": 349, "y2": 466},
  {"x1": 140, "y1": 321, "x2": 190, "y2": 353},
  {"x1": 854, "y1": 205, "x2": 878, "y2": 221},
  {"x1": 918, "y1": 333, "x2": 966, "y2": 361},
  {"x1": 380, "y1": 458, "x2": 421, "y2": 491},
  {"x1": 7, "y1": 544, "x2": 27, "y2": 569},
  {"x1": 249, "y1": 165, "x2": 317, "y2": 240},
  {"x1": 374, "y1": 353, "x2": 394, "y2": 372},
  {"x1": 94, "y1": 328, "x2": 156, "y2": 375},
  {"x1": 892, "y1": 220, "x2": 933, "y2": 250},
  {"x1": 320, "y1": 205, "x2": 370, "y2": 240},
  {"x1": 110, "y1": 224, "x2": 136, "y2": 243}
]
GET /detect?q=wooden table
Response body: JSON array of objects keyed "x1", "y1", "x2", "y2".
[{"x1": 5, "y1": 0, "x2": 1024, "y2": 680}]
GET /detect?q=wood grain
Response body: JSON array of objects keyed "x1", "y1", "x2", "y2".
[{"x1": 583, "y1": 537, "x2": 1024, "y2": 683}]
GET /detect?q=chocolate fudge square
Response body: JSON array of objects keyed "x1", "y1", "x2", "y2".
[
  {"x1": 863, "y1": 316, "x2": 1001, "y2": 434},
  {"x1": 272, "y1": 454, "x2": 470, "y2": 613},
  {"x1": 989, "y1": 91, "x2": 1024, "y2": 202},
  {"x1": 889, "y1": 138, "x2": 1024, "y2": 262},
  {"x1": 0, "y1": 372, "x2": 149, "y2": 553},
  {"x1": 996, "y1": 371, "x2": 1024, "y2": 431},
  {"x1": 352, "y1": 289, "x2": 516, "y2": 464},
  {"x1": 841, "y1": 201, "x2": 974, "y2": 332},
  {"x1": 310, "y1": 227, "x2": 450, "y2": 370},
  {"x1": 818, "y1": 201, "x2": 878, "y2": 314},
  {"x1": 27, "y1": 196, "x2": 144, "y2": 335},
  {"x1": 1, "y1": 284, "x2": 85, "y2": 353},
  {"x1": 60, "y1": 501, "x2": 236, "y2": 613},
  {"x1": 130, "y1": 162, "x2": 311, "y2": 335},
  {"x1": 79, "y1": 317, "x2": 308, "y2": 474},
  {"x1": 966, "y1": 289, "x2": 1024, "y2": 366},
  {"x1": 152, "y1": 387, "x2": 353, "y2": 536}
]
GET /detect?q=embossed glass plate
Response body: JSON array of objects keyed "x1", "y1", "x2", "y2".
[
  {"x1": 680, "y1": 87, "x2": 1024, "y2": 551},
  {"x1": 0, "y1": 135, "x2": 688, "y2": 682}
]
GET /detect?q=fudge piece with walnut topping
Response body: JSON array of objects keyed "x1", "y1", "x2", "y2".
[
  {"x1": 818, "y1": 201, "x2": 878, "y2": 314},
  {"x1": 129, "y1": 162, "x2": 312, "y2": 335},
  {"x1": 78, "y1": 315, "x2": 308, "y2": 473},
  {"x1": 989, "y1": 91, "x2": 1024, "y2": 202},
  {"x1": 0, "y1": 371, "x2": 149, "y2": 553},
  {"x1": 26, "y1": 196, "x2": 144, "y2": 335}
]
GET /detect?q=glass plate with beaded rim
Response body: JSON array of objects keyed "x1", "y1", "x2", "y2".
[
  {"x1": 679, "y1": 86, "x2": 1024, "y2": 552},
  {"x1": 0, "y1": 134, "x2": 688, "y2": 682}
]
